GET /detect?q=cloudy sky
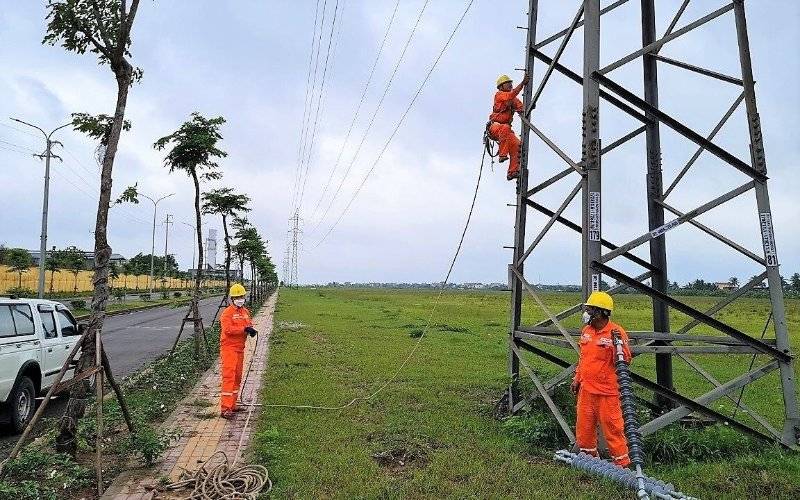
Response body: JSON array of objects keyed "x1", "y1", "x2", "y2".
[{"x1": 1, "y1": 1, "x2": 798, "y2": 286}]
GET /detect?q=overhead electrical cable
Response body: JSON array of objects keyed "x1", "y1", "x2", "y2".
[
  {"x1": 291, "y1": 0, "x2": 330, "y2": 213},
  {"x1": 310, "y1": 0, "x2": 431, "y2": 233},
  {"x1": 288, "y1": 0, "x2": 324, "y2": 215},
  {"x1": 308, "y1": 0, "x2": 401, "y2": 222},
  {"x1": 296, "y1": 0, "x2": 342, "y2": 212},
  {"x1": 313, "y1": 0, "x2": 476, "y2": 248}
]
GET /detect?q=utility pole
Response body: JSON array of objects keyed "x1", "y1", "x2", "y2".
[
  {"x1": 139, "y1": 191, "x2": 174, "y2": 294},
  {"x1": 163, "y1": 214, "x2": 173, "y2": 278},
  {"x1": 10, "y1": 118, "x2": 71, "y2": 299}
]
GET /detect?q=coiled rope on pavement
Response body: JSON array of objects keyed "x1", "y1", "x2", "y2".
[{"x1": 161, "y1": 450, "x2": 271, "y2": 499}]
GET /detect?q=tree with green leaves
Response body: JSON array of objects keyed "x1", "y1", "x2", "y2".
[
  {"x1": 231, "y1": 216, "x2": 249, "y2": 281},
  {"x1": 61, "y1": 246, "x2": 85, "y2": 292},
  {"x1": 154, "y1": 113, "x2": 226, "y2": 358},
  {"x1": 45, "y1": 248, "x2": 68, "y2": 293},
  {"x1": 791, "y1": 273, "x2": 800, "y2": 293},
  {"x1": 6, "y1": 248, "x2": 33, "y2": 288},
  {"x1": 45, "y1": 0, "x2": 143, "y2": 456},
  {"x1": 202, "y1": 188, "x2": 250, "y2": 292}
]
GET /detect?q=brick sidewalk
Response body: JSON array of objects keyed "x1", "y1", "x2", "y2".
[{"x1": 103, "y1": 293, "x2": 277, "y2": 499}]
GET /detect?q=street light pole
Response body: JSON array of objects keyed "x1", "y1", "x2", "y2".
[
  {"x1": 11, "y1": 118, "x2": 71, "y2": 299},
  {"x1": 140, "y1": 192, "x2": 174, "y2": 294}
]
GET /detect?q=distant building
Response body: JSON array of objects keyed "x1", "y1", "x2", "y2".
[
  {"x1": 188, "y1": 264, "x2": 242, "y2": 281},
  {"x1": 29, "y1": 247, "x2": 126, "y2": 268},
  {"x1": 715, "y1": 281, "x2": 738, "y2": 291}
]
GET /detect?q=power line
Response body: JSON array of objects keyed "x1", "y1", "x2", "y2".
[
  {"x1": 308, "y1": 0, "x2": 401, "y2": 222},
  {"x1": 313, "y1": 0, "x2": 476, "y2": 249},
  {"x1": 310, "y1": 0, "x2": 431, "y2": 233},
  {"x1": 290, "y1": 0, "x2": 330, "y2": 214},
  {"x1": 296, "y1": 0, "x2": 343, "y2": 212},
  {"x1": 289, "y1": 0, "x2": 323, "y2": 217}
]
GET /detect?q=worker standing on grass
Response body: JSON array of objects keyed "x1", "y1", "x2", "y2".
[
  {"x1": 219, "y1": 283, "x2": 258, "y2": 419},
  {"x1": 487, "y1": 72, "x2": 529, "y2": 180},
  {"x1": 570, "y1": 291, "x2": 632, "y2": 467}
]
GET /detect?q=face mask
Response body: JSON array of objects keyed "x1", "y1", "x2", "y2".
[
  {"x1": 582, "y1": 311, "x2": 592, "y2": 325},
  {"x1": 233, "y1": 298, "x2": 246, "y2": 307}
]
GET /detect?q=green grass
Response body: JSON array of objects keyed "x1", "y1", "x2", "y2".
[{"x1": 251, "y1": 288, "x2": 800, "y2": 499}]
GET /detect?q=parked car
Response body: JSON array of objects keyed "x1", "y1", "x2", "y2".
[{"x1": 0, "y1": 297, "x2": 81, "y2": 433}]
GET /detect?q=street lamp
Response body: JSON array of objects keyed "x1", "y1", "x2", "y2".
[
  {"x1": 140, "y1": 192, "x2": 174, "y2": 294},
  {"x1": 11, "y1": 117, "x2": 72, "y2": 299}
]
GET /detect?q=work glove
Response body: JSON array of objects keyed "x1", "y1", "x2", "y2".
[
  {"x1": 245, "y1": 326, "x2": 258, "y2": 337},
  {"x1": 570, "y1": 379, "x2": 580, "y2": 396}
]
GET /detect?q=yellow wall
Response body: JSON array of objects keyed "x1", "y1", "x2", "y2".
[{"x1": 0, "y1": 265, "x2": 224, "y2": 294}]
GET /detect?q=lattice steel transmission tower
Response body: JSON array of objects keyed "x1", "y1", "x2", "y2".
[
  {"x1": 287, "y1": 210, "x2": 302, "y2": 287},
  {"x1": 507, "y1": 0, "x2": 799, "y2": 449}
]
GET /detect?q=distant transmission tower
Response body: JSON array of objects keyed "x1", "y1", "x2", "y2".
[{"x1": 287, "y1": 210, "x2": 302, "y2": 287}]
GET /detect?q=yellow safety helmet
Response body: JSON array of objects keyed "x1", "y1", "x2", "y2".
[
  {"x1": 585, "y1": 291, "x2": 614, "y2": 312},
  {"x1": 229, "y1": 283, "x2": 246, "y2": 297},
  {"x1": 496, "y1": 74, "x2": 513, "y2": 88}
]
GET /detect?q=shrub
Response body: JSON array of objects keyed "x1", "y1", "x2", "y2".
[
  {"x1": 173, "y1": 291, "x2": 182, "y2": 298},
  {"x1": 161, "y1": 291, "x2": 169, "y2": 300},
  {"x1": 139, "y1": 293, "x2": 152, "y2": 301},
  {"x1": 70, "y1": 299, "x2": 87, "y2": 310},
  {"x1": 5, "y1": 287, "x2": 35, "y2": 298},
  {"x1": 113, "y1": 288, "x2": 125, "y2": 301}
]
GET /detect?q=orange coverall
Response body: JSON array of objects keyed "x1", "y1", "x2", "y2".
[
  {"x1": 219, "y1": 304, "x2": 253, "y2": 412},
  {"x1": 488, "y1": 86, "x2": 524, "y2": 177},
  {"x1": 573, "y1": 320, "x2": 632, "y2": 466}
]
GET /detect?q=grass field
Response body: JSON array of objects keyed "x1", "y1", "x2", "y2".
[{"x1": 251, "y1": 288, "x2": 800, "y2": 499}]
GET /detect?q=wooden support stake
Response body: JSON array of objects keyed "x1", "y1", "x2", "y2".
[{"x1": 100, "y1": 343, "x2": 135, "y2": 434}]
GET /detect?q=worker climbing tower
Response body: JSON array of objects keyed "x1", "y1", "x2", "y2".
[{"x1": 507, "y1": 0, "x2": 799, "y2": 449}]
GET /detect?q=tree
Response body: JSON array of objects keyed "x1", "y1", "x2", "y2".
[
  {"x1": 231, "y1": 216, "x2": 249, "y2": 281},
  {"x1": 729, "y1": 276, "x2": 739, "y2": 288},
  {"x1": 0, "y1": 244, "x2": 9, "y2": 265},
  {"x1": 45, "y1": 0, "x2": 143, "y2": 456},
  {"x1": 62, "y1": 246, "x2": 85, "y2": 292},
  {"x1": 154, "y1": 113, "x2": 226, "y2": 358},
  {"x1": 749, "y1": 275, "x2": 766, "y2": 288},
  {"x1": 6, "y1": 249, "x2": 33, "y2": 288},
  {"x1": 121, "y1": 260, "x2": 135, "y2": 289},
  {"x1": 791, "y1": 273, "x2": 800, "y2": 293},
  {"x1": 45, "y1": 248, "x2": 69, "y2": 293},
  {"x1": 109, "y1": 261, "x2": 119, "y2": 289},
  {"x1": 202, "y1": 188, "x2": 250, "y2": 293}
]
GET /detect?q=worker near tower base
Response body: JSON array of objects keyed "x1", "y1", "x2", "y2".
[
  {"x1": 570, "y1": 291, "x2": 632, "y2": 467},
  {"x1": 219, "y1": 283, "x2": 258, "y2": 419},
  {"x1": 487, "y1": 72, "x2": 529, "y2": 180}
]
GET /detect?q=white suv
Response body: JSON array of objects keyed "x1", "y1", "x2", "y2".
[{"x1": 0, "y1": 298, "x2": 80, "y2": 433}]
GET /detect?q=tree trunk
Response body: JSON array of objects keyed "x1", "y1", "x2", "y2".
[
  {"x1": 222, "y1": 214, "x2": 231, "y2": 295},
  {"x1": 17, "y1": 272, "x2": 22, "y2": 288},
  {"x1": 49, "y1": 270, "x2": 55, "y2": 293},
  {"x1": 191, "y1": 170, "x2": 204, "y2": 359},
  {"x1": 73, "y1": 272, "x2": 79, "y2": 292},
  {"x1": 56, "y1": 69, "x2": 132, "y2": 456}
]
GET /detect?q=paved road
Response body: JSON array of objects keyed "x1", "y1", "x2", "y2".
[{"x1": 0, "y1": 296, "x2": 223, "y2": 449}]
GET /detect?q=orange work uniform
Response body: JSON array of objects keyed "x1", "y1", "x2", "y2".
[
  {"x1": 488, "y1": 86, "x2": 524, "y2": 177},
  {"x1": 219, "y1": 304, "x2": 253, "y2": 412},
  {"x1": 573, "y1": 320, "x2": 632, "y2": 467}
]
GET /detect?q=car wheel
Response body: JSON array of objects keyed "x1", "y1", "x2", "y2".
[{"x1": 9, "y1": 376, "x2": 36, "y2": 434}]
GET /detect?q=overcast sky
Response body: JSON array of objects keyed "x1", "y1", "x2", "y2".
[{"x1": 1, "y1": 1, "x2": 798, "y2": 286}]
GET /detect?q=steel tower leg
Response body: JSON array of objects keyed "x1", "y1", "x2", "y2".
[
  {"x1": 508, "y1": 0, "x2": 540, "y2": 412},
  {"x1": 582, "y1": 0, "x2": 602, "y2": 297},
  {"x1": 732, "y1": 0, "x2": 799, "y2": 446},
  {"x1": 641, "y1": 0, "x2": 674, "y2": 409}
]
